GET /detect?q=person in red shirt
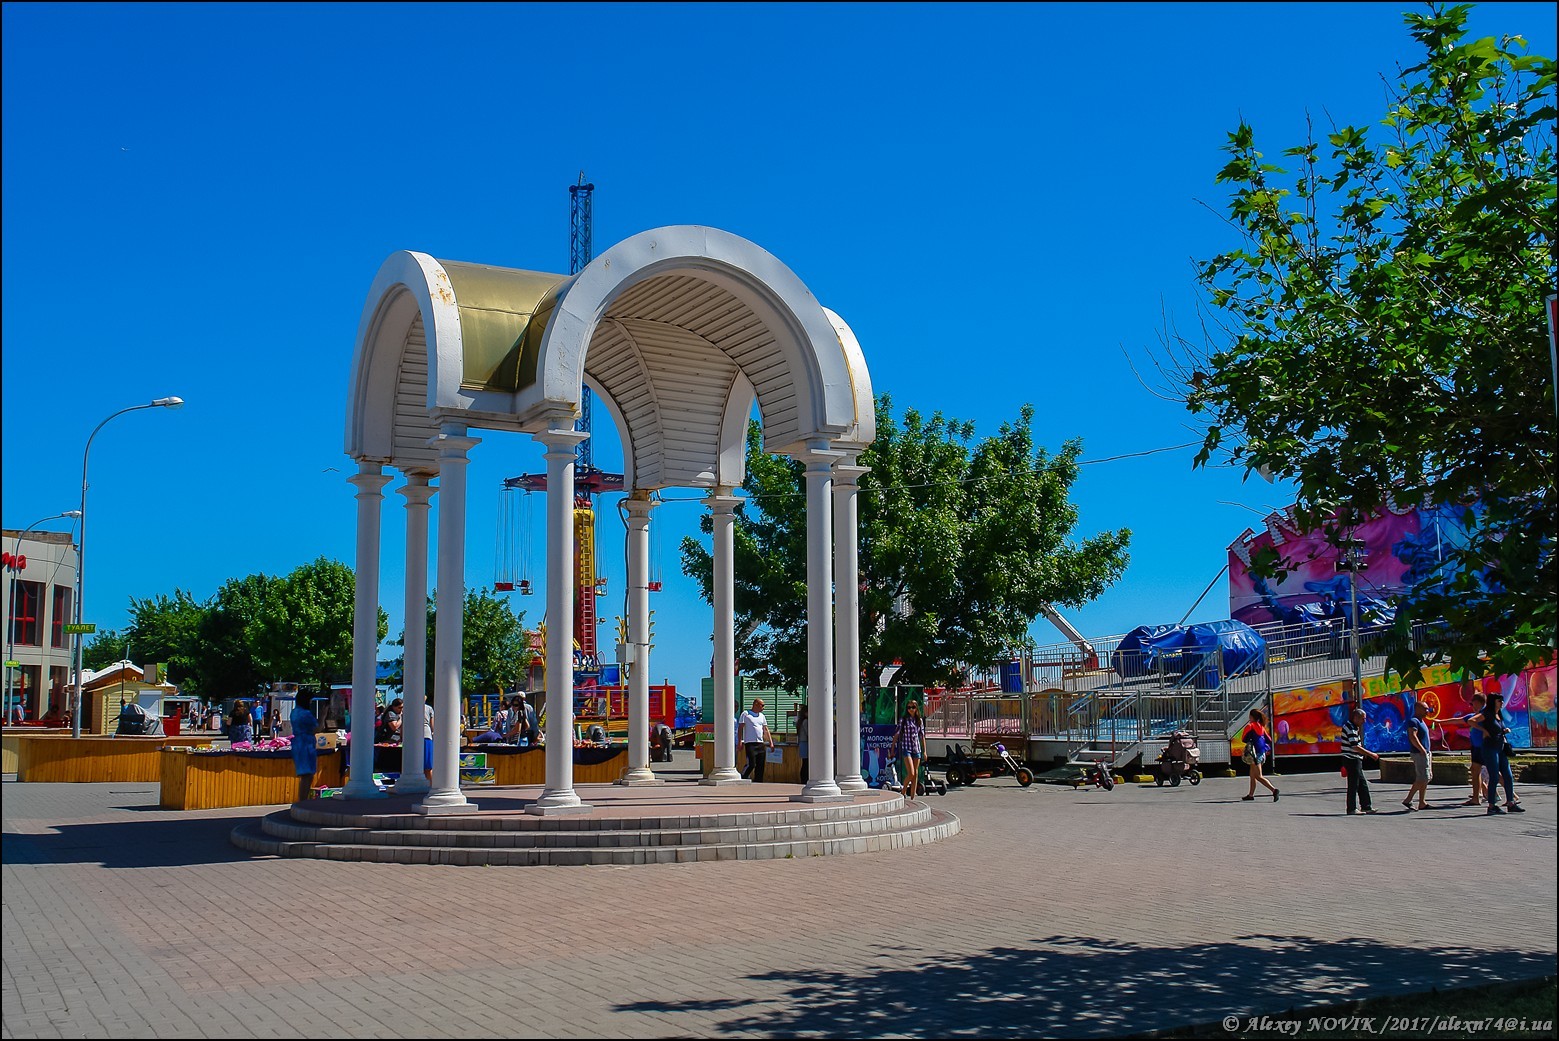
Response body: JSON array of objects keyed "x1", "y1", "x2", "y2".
[{"x1": 1240, "y1": 708, "x2": 1279, "y2": 802}]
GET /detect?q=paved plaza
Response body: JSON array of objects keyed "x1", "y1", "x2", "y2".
[{"x1": 3, "y1": 758, "x2": 1555, "y2": 1039}]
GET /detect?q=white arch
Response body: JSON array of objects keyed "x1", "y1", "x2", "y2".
[{"x1": 524, "y1": 226, "x2": 856, "y2": 457}]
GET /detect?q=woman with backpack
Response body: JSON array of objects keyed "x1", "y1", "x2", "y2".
[{"x1": 1240, "y1": 708, "x2": 1279, "y2": 802}]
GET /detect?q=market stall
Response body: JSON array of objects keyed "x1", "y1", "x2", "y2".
[
  {"x1": 14, "y1": 733, "x2": 217, "y2": 783},
  {"x1": 160, "y1": 747, "x2": 343, "y2": 810}
]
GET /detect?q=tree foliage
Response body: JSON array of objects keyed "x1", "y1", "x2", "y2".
[
  {"x1": 391, "y1": 589, "x2": 532, "y2": 700},
  {"x1": 118, "y1": 560, "x2": 387, "y2": 699},
  {"x1": 680, "y1": 397, "x2": 1132, "y2": 689},
  {"x1": 1163, "y1": 5, "x2": 1556, "y2": 681}
]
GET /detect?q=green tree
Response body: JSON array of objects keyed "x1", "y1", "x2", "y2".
[
  {"x1": 680, "y1": 397, "x2": 1132, "y2": 689},
  {"x1": 1167, "y1": 5, "x2": 1556, "y2": 681},
  {"x1": 270, "y1": 558, "x2": 386, "y2": 696},
  {"x1": 81, "y1": 628, "x2": 127, "y2": 672},
  {"x1": 124, "y1": 590, "x2": 206, "y2": 687},
  {"x1": 392, "y1": 589, "x2": 531, "y2": 701}
]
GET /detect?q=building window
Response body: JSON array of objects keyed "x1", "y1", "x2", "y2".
[
  {"x1": 10, "y1": 580, "x2": 43, "y2": 647},
  {"x1": 51, "y1": 585, "x2": 73, "y2": 648}
]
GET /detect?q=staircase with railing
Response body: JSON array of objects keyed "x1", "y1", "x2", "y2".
[{"x1": 921, "y1": 616, "x2": 1430, "y2": 771}]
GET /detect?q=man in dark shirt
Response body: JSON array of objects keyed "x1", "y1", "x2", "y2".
[{"x1": 1339, "y1": 705, "x2": 1380, "y2": 815}]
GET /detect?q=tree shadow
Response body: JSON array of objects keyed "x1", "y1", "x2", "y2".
[
  {"x1": 2, "y1": 815, "x2": 258, "y2": 868},
  {"x1": 614, "y1": 934, "x2": 1554, "y2": 1038}
]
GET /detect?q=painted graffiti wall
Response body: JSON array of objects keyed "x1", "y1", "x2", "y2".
[
  {"x1": 1228, "y1": 501, "x2": 1475, "y2": 627},
  {"x1": 1272, "y1": 661, "x2": 1556, "y2": 755}
]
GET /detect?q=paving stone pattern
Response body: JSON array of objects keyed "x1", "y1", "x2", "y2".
[{"x1": 3, "y1": 759, "x2": 1555, "y2": 1038}]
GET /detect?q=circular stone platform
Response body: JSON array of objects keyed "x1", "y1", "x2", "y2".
[{"x1": 230, "y1": 782, "x2": 959, "y2": 866}]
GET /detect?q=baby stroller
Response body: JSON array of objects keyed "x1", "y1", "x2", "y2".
[
  {"x1": 1155, "y1": 730, "x2": 1202, "y2": 787},
  {"x1": 115, "y1": 702, "x2": 163, "y2": 736}
]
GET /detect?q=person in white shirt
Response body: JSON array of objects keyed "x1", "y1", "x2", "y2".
[{"x1": 736, "y1": 698, "x2": 775, "y2": 782}]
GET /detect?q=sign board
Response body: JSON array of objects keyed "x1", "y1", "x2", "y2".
[
  {"x1": 3, "y1": 661, "x2": 20, "y2": 669},
  {"x1": 62, "y1": 623, "x2": 96, "y2": 635}
]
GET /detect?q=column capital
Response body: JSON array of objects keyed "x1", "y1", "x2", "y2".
[
  {"x1": 348, "y1": 469, "x2": 393, "y2": 496},
  {"x1": 623, "y1": 493, "x2": 657, "y2": 519},
  {"x1": 534, "y1": 427, "x2": 589, "y2": 455},
  {"x1": 396, "y1": 477, "x2": 436, "y2": 507},
  {"x1": 704, "y1": 491, "x2": 744, "y2": 514},
  {"x1": 833, "y1": 462, "x2": 871, "y2": 486},
  {"x1": 426, "y1": 432, "x2": 481, "y2": 457},
  {"x1": 796, "y1": 445, "x2": 845, "y2": 472}
]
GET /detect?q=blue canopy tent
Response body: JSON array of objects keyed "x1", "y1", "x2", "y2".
[{"x1": 1110, "y1": 619, "x2": 1268, "y2": 682}]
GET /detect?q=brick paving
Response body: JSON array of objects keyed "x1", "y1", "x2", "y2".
[{"x1": 3, "y1": 757, "x2": 1555, "y2": 1038}]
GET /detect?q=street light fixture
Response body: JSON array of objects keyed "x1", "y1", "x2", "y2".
[
  {"x1": 70, "y1": 396, "x2": 184, "y2": 738},
  {"x1": 4, "y1": 510, "x2": 83, "y2": 720}
]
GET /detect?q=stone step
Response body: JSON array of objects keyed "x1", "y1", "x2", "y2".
[
  {"x1": 289, "y1": 790, "x2": 909, "y2": 833},
  {"x1": 231, "y1": 808, "x2": 960, "y2": 866},
  {"x1": 259, "y1": 802, "x2": 934, "y2": 849}
]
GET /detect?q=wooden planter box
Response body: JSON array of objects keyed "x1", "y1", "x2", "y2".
[
  {"x1": 160, "y1": 748, "x2": 344, "y2": 810},
  {"x1": 699, "y1": 741, "x2": 804, "y2": 782},
  {"x1": 3, "y1": 727, "x2": 70, "y2": 773},
  {"x1": 14, "y1": 734, "x2": 217, "y2": 783},
  {"x1": 1379, "y1": 753, "x2": 1554, "y2": 786},
  {"x1": 479, "y1": 746, "x2": 629, "y2": 786}
]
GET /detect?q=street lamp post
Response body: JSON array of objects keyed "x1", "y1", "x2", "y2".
[
  {"x1": 71, "y1": 397, "x2": 184, "y2": 738},
  {"x1": 1337, "y1": 537, "x2": 1368, "y2": 703},
  {"x1": 5, "y1": 510, "x2": 82, "y2": 720}
]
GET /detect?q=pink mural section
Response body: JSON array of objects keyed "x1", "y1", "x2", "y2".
[
  {"x1": 1226, "y1": 500, "x2": 1468, "y2": 627},
  {"x1": 1270, "y1": 661, "x2": 1556, "y2": 756}
]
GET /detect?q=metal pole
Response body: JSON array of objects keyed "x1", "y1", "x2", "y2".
[
  {"x1": 1349, "y1": 548, "x2": 1363, "y2": 697},
  {"x1": 71, "y1": 398, "x2": 183, "y2": 738}
]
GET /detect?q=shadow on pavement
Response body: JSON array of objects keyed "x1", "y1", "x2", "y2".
[
  {"x1": 614, "y1": 934, "x2": 1554, "y2": 1038},
  {"x1": 3, "y1": 814, "x2": 258, "y2": 868}
]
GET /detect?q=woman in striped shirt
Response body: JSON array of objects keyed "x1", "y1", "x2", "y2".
[{"x1": 893, "y1": 701, "x2": 927, "y2": 800}]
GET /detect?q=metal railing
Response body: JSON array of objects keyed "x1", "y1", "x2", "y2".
[{"x1": 926, "y1": 616, "x2": 1450, "y2": 767}]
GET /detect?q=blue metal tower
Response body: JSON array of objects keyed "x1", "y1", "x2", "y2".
[{"x1": 569, "y1": 174, "x2": 594, "y2": 471}]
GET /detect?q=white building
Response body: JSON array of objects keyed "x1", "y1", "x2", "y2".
[{"x1": 1, "y1": 530, "x2": 80, "y2": 721}]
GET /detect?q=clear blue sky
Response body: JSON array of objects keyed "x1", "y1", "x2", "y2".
[{"x1": 4, "y1": 2, "x2": 1553, "y2": 692}]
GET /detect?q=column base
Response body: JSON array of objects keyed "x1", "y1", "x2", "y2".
[
  {"x1": 616, "y1": 766, "x2": 662, "y2": 786},
  {"x1": 526, "y1": 788, "x2": 594, "y2": 816},
  {"x1": 341, "y1": 779, "x2": 389, "y2": 800},
  {"x1": 391, "y1": 776, "x2": 431, "y2": 796},
  {"x1": 701, "y1": 767, "x2": 745, "y2": 786},
  {"x1": 414, "y1": 788, "x2": 473, "y2": 816},
  {"x1": 793, "y1": 779, "x2": 852, "y2": 803},
  {"x1": 836, "y1": 775, "x2": 869, "y2": 793}
]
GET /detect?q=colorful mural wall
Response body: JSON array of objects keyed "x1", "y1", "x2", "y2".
[
  {"x1": 1270, "y1": 661, "x2": 1556, "y2": 756},
  {"x1": 1228, "y1": 500, "x2": 1476, "y2": 627}
]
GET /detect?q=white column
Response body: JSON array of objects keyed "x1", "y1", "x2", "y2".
[
  {"x1": 530, "y1": 424, "x2": 593, "y2": 815},
  {"x1": 702, "y1": 490, "x2": 743, "y2": 785},
  {"x1": 416, "y1": 431, "x2": 480, "y2": 816},
  {"x1": 393, "y1": 474, "x2": 434, "y2": 796},
  {"x1": 833, "y1": 459, "x2": 869, "y2": 792},
  {"x1": 343, "y1": 462, "x2": 391, "y2": 800},
  {"x1": 618, "y1": 493, "x2": 658, "y2": 785},
  {"x1": 796, "y1": 446, "x2": 848, "y2": 803}
]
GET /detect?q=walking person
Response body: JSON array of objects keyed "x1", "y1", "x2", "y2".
[
  {"x1": 1240, "y1": 708, "x2": 1279, "y2": 801},
  {"x1": 1449, "y1": 688, "x2": 1488, "y2": 806},
  {"x1": 736, "y1": 698, "x2": 775, "y2": 782},
  {"x1": 1403, "y1": 698, "x2": 1433, "y2": 810},
  {"x1": 893, "y1": 699, "x2": 927, "y2": 800},
  {"x1": 1338, "y1": 704, "x2": 1380, "y2": 814},
  {"x1": 290, "y1": 696, "x2": 318, "y2": 801},
  {"x1": 1480, "y1": 690, "x2": 1524, "y2": 815}
]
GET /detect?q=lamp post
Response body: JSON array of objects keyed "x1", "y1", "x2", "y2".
[
  {"x1": 71, "y1": 397, "x2": 184, "y2": 738},
  {"x1": 1337, "y1": 537, "x2": 1368, "y2": 703},
  {"x1": 5, "y1": 510, "x2": 82, "y2": 720}
]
